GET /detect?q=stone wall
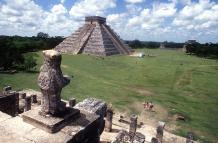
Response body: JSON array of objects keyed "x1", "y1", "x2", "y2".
[{"x1": 0, "y1": 92, "x2": 18, "y2": 116}]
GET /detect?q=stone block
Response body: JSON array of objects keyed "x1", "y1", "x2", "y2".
[
  {"x1": 75, "y1": 98, "x2": 107, "y2": 134},
  {"x1": 69, "y1": 98, "x2": 76, "y2": 107},
  {"x1": 112, "y1": 130, "x2": 145, "y2": 143},
  {"x1": 31, "y1": 94, "x2": 37, "y2": 103},
  {"x1": 24, "y1": 96, "x2": 31, "y2": 112},
  {"x1": 22, "y1": 106, "x2": 80, "y2": 133}
]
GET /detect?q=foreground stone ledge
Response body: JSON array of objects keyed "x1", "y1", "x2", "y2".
[{"x1": 0, "y1": 110, "x2": 100, "y2": 143}]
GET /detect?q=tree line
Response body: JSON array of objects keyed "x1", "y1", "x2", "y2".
[
  {"x1": 127, "y1": 39, "x2": 218, "y2": 58},
  {"x1": 185, "y1": 42, "x2": 218, "y2": 58},
  {"x1": 0, "y1": 33, "x2": 64, "y2": 71},
  {"x1": 126, "y1": 39, "x2": 184, "y2": 49},
  {"x1": 1, "y1": 35, "x2": 217, "y2": 71}
]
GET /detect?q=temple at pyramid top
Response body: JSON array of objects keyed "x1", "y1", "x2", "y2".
[
  {"x1": 55, "y1": 16, "x2": 133, "y2": 56},
  {"x1": 85, "y1": 16, "x2": 106, "y2": 24}
]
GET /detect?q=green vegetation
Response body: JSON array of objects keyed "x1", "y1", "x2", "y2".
[
  {"x1": 186, "y1": 42, "x2": 218, "y2": 58},
  {"x1": 126, "y1": 39, "x2": 184, "y2": 49},
  {"x1": 0, "y1": 49, "x2": 218, "y2": 142},
  {"x1": 0, "y1": 34, "x2": 63, "y2": 70}
]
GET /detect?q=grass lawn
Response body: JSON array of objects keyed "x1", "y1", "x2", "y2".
[{"x1": 0, "y1": 48, "x2": 218, "y2": 142}]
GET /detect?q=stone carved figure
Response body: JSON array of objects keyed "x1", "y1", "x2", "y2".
[{"x1": 38, "y1": 50, "x2": 70, "y2": 115}]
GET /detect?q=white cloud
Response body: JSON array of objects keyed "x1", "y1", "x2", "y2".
[
  {"x1": 171, "y1": 0, "x2": 218, "y2": 42},
  {"x1": 0, "y1": 0, "x2": 45, "y2": 33},
  {"x1": 126, "y1": 2, "x2": 176, "y2": 29},
  {"x1": 60, "y1": 0, "x2": 65, "y2": 4},
  {"x1": 169, "y1": 0, "x2": 191, "y2": 5},
  {"x1": 51, "y1": 4, "x2": 67, "y2": 14},
  {"x1": 0, "y1": 0, "x2": 76, "y2": 36},
  {"x1": 0, "y1": 0, "x2": 217, "y2": 42},
  {"x1": 126, "y1": 4, "x2": 142, "y2": 15},
  {"x1": 172, "y1": 0, "x2": 218, "y2": 30},
  {"x1": 107, "y1": 13, "x2": 126, "y2": 23},
  {"x1": 152, "y1": 2, "x2": 177, "y2": 18},
  {"x1": 125, "y1": 0, "x2": 144, "y2": 4},
  {"x1": 69, "y1": 0, "x2": 116, "y2": 18}
]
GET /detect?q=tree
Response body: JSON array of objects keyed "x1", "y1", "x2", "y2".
[
  {"x1": 37, "y1": 32, "x2": 49, "y2": 38},
  {"x1": 128, "y1": 39, "x2": 143, "y2": 49},
  {"x1": 19, "y1": 53, "x2": 37, "y2": 71}
]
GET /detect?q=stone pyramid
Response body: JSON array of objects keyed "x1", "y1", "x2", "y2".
[{"x1": 55, "y1": 16, "x2": 133, "y2": 56}]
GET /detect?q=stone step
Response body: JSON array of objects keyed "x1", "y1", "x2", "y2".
[
  {"x1": 104, "y1": 45, "x2": 117, "y2": 49},
  {"x1": 103, "y1": 41, "x2": 114, "y2": 45},
  {"x1": 84, "y1": 51, "x2": 106, "y2": 56},
  {"x1": 105, "y1": 49, "x2": 119, "y2": 53},
  {"x1": 105, "y1": 50, "x2": 120, "y2": 56}
]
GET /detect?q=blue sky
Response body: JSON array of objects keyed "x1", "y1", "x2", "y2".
[{"x1": 0, "y1": 0, "x2": 218, "y2": 43}]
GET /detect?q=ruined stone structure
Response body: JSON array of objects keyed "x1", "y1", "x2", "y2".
[
  {"x1": 22, "y1": 50, "x2": 80, "y2": 133},
  {"x1": 20, "y1": 50, "x2": 106, "y2": 142},
  {"x1": 31, "y1": 95, "x2": 37, "y2": 103},
  {"x1": 74, "y1": 98, "x2": 107, "y2": 134},
  {"x1": 38, "y1": 50, "x2": 70, "y2": 115},
  {"x1": 129, "y1": 114, "x2": 138, "y2": 140},
  {"x1": 159, "y1": 43, "x2": 165, "y2": 49},
  {"x1": 186, "y1": 132, "x2": 194, "y2": 143},
  {"x1": 24, "y1": 96, "x2": 31, "y2": 112},
  {"x1": 151, "y1": 137, "x2": 158, "y2": 143},
  {"x1": 112, "y1": 114, "x2": 145, "y2": 143},
  {"x1": 112, "y1": 130, "x2": 145, "y2": 143},
  {"x1": 156, "y1": 121, "x2": 165, "y2": 143},
  {"x1": 105, "y1": 105, "x2": 113, "y2": 132},
  {"x1": 0, "y1": 88, "x2": 19, "y2": 117},
  {"x1": 55, "y1": 16, "x2": 133, "y2": 56},
  {"x1": 68, "y1": 97, "x2": 76, "y2": 107}
]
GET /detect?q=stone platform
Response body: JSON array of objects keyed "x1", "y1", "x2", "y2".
[
  {"x1": 22, "y1": 107, "x2": 80, "y2": 133},
  {"x1": 0, "y1": 110, "x2": 101, "y2": 143}
]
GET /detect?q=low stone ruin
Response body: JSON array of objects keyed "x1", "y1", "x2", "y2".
[
  {"x1": 105, "y1": 105, "x2": 113, "y2": 132},
  {"x1": 0, "y1": 86, "x2": 19, "y2": 116},
  {"x1": 112, "y1": 114, "x2": 145, "y2": 143},
  {"x1": 186, "y1": 132, "x2": 194, "y2": 143}
]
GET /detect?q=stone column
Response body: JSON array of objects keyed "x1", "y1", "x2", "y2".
[
  {"x1": 15, "y1": 92, "x2": 19, "y2": 116},
  {"x1": 151, "y1": 137, "x2": 158, "y2": 143},
  {"x1": 3, "y1": 86, "x2": 12, "y2": 95},
  {"x1": 105, "y1": 106, "x2": 113, "y2": 132},
  {"x1": 186, "y1": 132, "x2": 194, "y2": 143},
  {"x1": 156, "y1": 121, "x2": 165, "y2": 143},
  {"x1": 129, "y1": 114, "x2": 137, "y2": 140},
  {"x1": 31, "y1": 95, "x2": 37, "y2": 103},
  {"x1": 24, "y1": 96, "x2": 31, "y2": 112},
  {"x1": 69, "y1": 98, "x2": 76, "y2": 107},
  {"x1": 20, "y1": 93, "x2": 26, "y2": 99}
]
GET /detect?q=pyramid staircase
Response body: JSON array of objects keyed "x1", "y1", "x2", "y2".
[{"x1": 55, "y1": 16, "x2": 133, "y2": 56}]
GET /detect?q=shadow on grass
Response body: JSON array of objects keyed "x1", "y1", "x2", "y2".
[
  {"x1": 25, "y1": 70, "x2": 39, "y2": 73},
  {"x1": 0, "y1": 70, "x2": 39, "y2": 74}
]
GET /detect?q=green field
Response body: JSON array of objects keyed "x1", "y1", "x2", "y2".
[{"x1": 0, "y1": 49, "x2": 218, "y2": 142}]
